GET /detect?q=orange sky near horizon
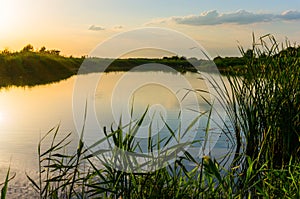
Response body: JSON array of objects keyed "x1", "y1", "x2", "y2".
[{"x1": 0, "y1": 0, "x2": 300, "y2": 58}]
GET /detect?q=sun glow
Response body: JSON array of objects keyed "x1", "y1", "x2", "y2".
[
  {"x1": 0, "y1": 112, "x2": 4, "y2": 123},
  {"x1": 0, "y1": 1, "x2": 17, "y2": 33}
]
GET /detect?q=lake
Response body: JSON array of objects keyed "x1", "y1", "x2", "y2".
[{"x1": 0, "y1": 71, "x2": 234, "y2": 196}]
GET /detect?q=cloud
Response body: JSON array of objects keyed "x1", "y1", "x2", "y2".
[
  {"x1": 89, "y1": 25, "x2": 105, "y2": 31},
  {"x1": 147, "y1": 10, "x2": 300, "y2": 26},
  {"x1": 113, "y1": 25, "x2": 123, "y2": 29},
  {"x1": 280, "y1": 10, "x2": 300, "y2": 20}
]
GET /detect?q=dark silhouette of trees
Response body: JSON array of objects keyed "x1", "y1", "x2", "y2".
[
  {"x1": 1, "y1": 48, "x2": 11, "y2": 55},
  {"x1": 48, "y1": 50, "x2": 60, "y2": 55},
  {"x1": 39, "y1": 46, "x2": 46, "y2": 53},
  {"x1": 22, "y1": 44, "x2": 34, "y2": 52}
]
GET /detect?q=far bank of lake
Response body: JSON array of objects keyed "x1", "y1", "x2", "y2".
[{"x1": 0, "y1": 50, "x2": 251, "y2": 88}]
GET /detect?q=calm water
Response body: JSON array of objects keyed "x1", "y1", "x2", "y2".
[{"x1": 0, "y1": 71, "x2": 233, "y2": 195}]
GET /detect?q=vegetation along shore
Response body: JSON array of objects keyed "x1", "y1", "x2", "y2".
[{"x1": 3, "y1": 42, "x2": 298, "y2": 87}]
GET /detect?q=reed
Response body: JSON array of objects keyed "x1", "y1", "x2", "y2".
[
  {"x1": 206, "y1": 34, "x2": 300, "y2": 197},
  {"x1": 0, "y1": 167, "x2": 15, "y2": 199},
  {"x1": 228, "y1": 34, "x2": 299, "y2": 168}
]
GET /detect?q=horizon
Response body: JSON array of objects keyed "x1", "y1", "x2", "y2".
[{"x1": 1, "y1": 0, "x2": 300, "y2": 58}]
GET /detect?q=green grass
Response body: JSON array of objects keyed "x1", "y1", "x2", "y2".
[
  {"x1": 0, "y1": 167, "x2": 15, "y2": 199},
  {"x1": 23, "y1": 125, "x2": 299, "y2": 198},
  {"x1": 0, "y1": 51, "x2": 83, "y2": 87},
  {"x1": 207, "y1": 34, "x2": 300, "y2": 196},
  {"x1": 229, "y1": 34, "x2": 299, "y2": 168}
]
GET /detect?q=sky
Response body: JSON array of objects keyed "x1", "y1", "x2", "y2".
[{"x1": 0, "y1": 0, "x2": 300, "y2": 57}]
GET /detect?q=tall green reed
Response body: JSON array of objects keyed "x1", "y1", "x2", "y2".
[
  {"x1": 235, "y1": 34, "x2": 299, "y2": 168},
  {"x1": 1, "y1": 167, "x2": 15, "y2": 199}
]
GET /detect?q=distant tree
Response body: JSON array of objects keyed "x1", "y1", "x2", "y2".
[
  {"x1": 213, "y1": 56, "x2": 223, "y2": 61},
  {"x1": 179, "y1": 56, "x2": 186, "y2": 60},
  {"x1": 171, "y1": 55, "x2": 179, "y2": 60},
  {"x1": 39, "y1": 46, "x2": 46, "y2": 53},
  {"x1": 213, "y1": 56, "x2": 224, "y2": 67},
  {"x1": 188, "y1": 57, "x2": 198, "y2": 61},
  {"x1": 1, "y1": 48, "x2": 11, "y2": 55},
  {"x1": 22, "y1": 44, "x2": 34, "y2": 52},
  {"x1": 49, "y1": 49, "x2": 60, "y2": 55}
]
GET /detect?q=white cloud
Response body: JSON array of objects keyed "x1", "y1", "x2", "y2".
[
  {"x1": 88, "y1": 25, "x2": 105, "y2": 31},
  {"x1": 280, "y1": 10, "x2": 300, "y2": 20},
  {"x1": 147, "y1": 10, "x2": 300, "y2": 26}
]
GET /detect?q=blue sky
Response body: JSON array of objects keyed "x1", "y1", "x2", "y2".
[{"x1": 0, "y1": 0, "x2": 300, "y2": 57}]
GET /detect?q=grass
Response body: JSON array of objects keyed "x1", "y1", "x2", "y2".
[
  {"x1": 0, "y1": 167, "x2": 15, "y2": 199},
  {"x1": 0, "y1": 50, "x2": 83, "y2": 87},
  {"x1": 1, "y1": 35, "x2": 299, "y2": 198},
  {"x1": 23, "y1": 125, "x2": 299, "y2": 198},
  {"x1": 208, "y1": 34, "x2": 300, "y2": 196},
  {"x1": 0, "y1": 48, "x2": 197, "y2": 88},
  {"x1": 228, "y1": 34, "x2": 299, "y2": 168}
]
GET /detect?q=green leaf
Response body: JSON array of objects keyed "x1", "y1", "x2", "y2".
[{"x1": 1, "y1": 167, "x2": 15, "y2": 199}]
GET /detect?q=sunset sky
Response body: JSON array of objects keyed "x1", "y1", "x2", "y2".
[{"x1": 0, "y1": 0, "x2": 300, "y2": 57}]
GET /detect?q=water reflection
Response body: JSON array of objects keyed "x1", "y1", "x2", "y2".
[{"x1": 0, "y1": 71, "x2": 231, "y2": 173}]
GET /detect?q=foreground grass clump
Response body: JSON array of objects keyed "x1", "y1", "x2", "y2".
[
  {"x1": 24, "y1": 125, "x2": 299, "y2": 198},
  {"x1": 225, "y1": 34, "x2": 299, "y2": 167},
  {"x1": 210, "y1": 34, "x2": 300, "y2": 197}
]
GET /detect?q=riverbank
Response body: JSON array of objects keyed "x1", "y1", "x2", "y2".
[
  {"x1": 0, "y1": 51, "x2": 82, "y2": 87},
  {"x1": 0, "y1": 46, "x2": 255, "y2": 88},
  {"x1": 1, "y1": 45, "x2": 299, "y2": 87}
]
